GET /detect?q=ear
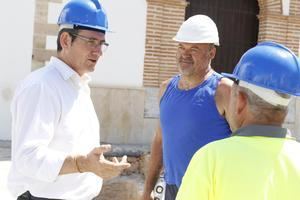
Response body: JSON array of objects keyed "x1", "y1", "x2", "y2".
[
  {"x1": 209, "y1": 46, "x2": 216, "y2": 59},
  {"x1": 236, "y1": 90, "x2": 247, "y2": 116},
  {"x1": 59, "y1": 32, "x2": 72, "y2": 50}
]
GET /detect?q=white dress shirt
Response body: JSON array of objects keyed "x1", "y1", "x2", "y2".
[{"x1": 8, "y1": 57, "x2": 102, "y2": 199}]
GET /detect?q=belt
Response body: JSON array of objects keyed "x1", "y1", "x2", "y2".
[{"x1": 17, "y1": 191, "x2": 63, "y2": 200}]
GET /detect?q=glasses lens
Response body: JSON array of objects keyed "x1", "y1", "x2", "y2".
[{"x1": 70, "y1": 32, "x2": 109, "y2": 52}]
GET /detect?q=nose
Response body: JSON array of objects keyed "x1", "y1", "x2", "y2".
[
  {"x1": 181, "y1": 50, "x2": 192, "y2": 58},
  {"x1": 91, "y1": 45, "x2": 103, "y2": 56}
]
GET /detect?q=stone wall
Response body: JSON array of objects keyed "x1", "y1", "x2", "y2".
[{"x1": 91, "y1": 86, "x2": 157, "y2": 145}]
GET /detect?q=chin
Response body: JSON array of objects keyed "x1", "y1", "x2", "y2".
[
  {"x1": 180, "y1": 69, "x2": 194, "y2": 76},
  {"x1": 88, "y1": 68, "x2": 95, "y2": 73},
  {"x1": 87, "y1": 64, "x2": 96, "y2": 72}
]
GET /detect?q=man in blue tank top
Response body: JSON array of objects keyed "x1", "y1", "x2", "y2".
[{"x1": 142, "y1": 15, "x2": 232, "y2": 200}]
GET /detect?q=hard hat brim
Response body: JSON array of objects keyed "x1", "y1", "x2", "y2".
[{"x1": 173, "y1": 37, "x2": 220, "y2": 46}]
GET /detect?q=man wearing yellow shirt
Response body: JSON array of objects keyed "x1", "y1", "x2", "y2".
[{"x1": 177, "y1": 41, "x2": 300, "y2": 200}]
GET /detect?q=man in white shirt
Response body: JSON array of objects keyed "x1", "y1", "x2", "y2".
[{"x1": 8, "y1": 0, "x2": 131, "y2": 199}]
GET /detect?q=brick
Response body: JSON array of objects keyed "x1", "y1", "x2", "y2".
[{"x1": 143, "y1": 0, "x2": 186, "y2": 87}]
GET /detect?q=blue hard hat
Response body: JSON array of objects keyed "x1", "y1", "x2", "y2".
[
  {"x1": 57, "y1": 0, "x2": 109, "y2": 32},
  {"x1": 222, "y1": 41, "x2": 300, "y2": 96}
]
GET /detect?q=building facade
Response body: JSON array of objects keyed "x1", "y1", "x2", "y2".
[
  {"x1": 1, "y1": 0, "x2": 300, "y2": 142},
  {"x1": 0, "y1": 0, "x2": 299, "y2": 199}
]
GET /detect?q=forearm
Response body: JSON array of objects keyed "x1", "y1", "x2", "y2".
[
  {"x1": 60, "y1": 146, "x2": 131, "y2": 179},
  {"x1": 59, "y1": 155, "x2": 82, "y2": 175},
  {"x1": 144, "y1": 133, "x2": 163, "y2": 194}
]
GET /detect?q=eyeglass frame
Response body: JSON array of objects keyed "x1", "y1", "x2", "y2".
[
  {"x1": 69, "y1": 32, "x2": 109, "y2": 51},
  {"x1": 227, "y1": 77, "x2": 240, "y2": 85}
]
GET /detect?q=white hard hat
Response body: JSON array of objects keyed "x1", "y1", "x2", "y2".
[{"x1": 173, "y1": 15, "x2": 219, "y2": 46}]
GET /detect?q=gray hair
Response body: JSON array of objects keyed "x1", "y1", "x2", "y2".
[{"x1": 237, "y1": 86, "x2": 289, "y2": 123}]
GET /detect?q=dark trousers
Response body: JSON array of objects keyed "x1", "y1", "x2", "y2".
[
  {"x1": 165, "y1": 184, "x2": 178, "y2": 200},
  {"x1": 17, "y1": 191, "x2": 62, "y2": 200}
]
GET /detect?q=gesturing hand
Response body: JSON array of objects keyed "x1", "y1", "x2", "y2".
[{"x1": 77, "y1": 145, "x2": 131, "y2": 180}]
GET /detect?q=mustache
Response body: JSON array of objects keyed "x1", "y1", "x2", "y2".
[{"x1": 178, "y1": 58, "x2": 193, "y2": 63}]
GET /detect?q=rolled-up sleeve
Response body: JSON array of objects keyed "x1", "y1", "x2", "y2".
[{"x1": 12, "y1": 83, "x2": 66, "y2": 182}]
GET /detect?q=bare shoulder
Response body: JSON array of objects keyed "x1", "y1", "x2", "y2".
[
  {"x1": 215, "y1": 77, "x2": 233, "y2": 116},
  {"x1": 158, "y1": 78, "x2": 172, "y2": 99},
  {"x1": 217, "y1": 77, "x2": 233, "y2": 94}
]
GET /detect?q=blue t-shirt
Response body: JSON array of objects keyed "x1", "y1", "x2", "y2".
[{"x1": 160, "y1": 72, "x2": 231, "y2": 187}]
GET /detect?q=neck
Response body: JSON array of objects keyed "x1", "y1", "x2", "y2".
[
  {"x1": 179, "y1": 68, "x2": 213, "y2": 90},
  {"x1": 57, "y1": 54, "x2": 83, "y2": 76},
  {"x1": 237, "y1": 116, "x2": 284, "y2": 131},
  {"x1": 57, "y1": 54, "x2": 70, "y2": 68}
]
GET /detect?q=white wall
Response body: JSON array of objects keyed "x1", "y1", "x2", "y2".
[
  {"x1": 91, "y1": 0, "x2": 147, "y2": 88},
  {"x1": 47, "y1": 0, "x2": 147, "y2": 88},
  {"x1": 0, "y1": 1, "x2": 35, "y2": 140}
]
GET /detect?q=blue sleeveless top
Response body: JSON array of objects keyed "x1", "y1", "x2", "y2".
[{"x1": 160, "y1": 72, "x2": 231, "y2": 187}]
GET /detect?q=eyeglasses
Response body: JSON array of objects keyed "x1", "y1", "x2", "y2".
[{"x1": 70, "y1": 33, "x2": 109, "y2": 52}]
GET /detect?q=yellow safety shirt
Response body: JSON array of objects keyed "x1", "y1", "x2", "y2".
[{"x1": 177, "y1": 125, "x2": 300, "y2": 200}]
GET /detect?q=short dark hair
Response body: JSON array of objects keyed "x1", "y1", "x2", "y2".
[{"x1": 56, "y1": 28, "x2": 79, "y2": 52}]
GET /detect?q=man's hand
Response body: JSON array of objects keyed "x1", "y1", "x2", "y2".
[
  {"x1": 141, "y1": 192, "x2": 153, "y2": 200},
  {"x1": 77, "y1": 145, "x2": 131, "y2": 180}
]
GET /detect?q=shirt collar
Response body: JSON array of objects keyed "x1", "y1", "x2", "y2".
[
  {"x1": 50, "y1": 56, "x2": 91, "y2": 85},
  {"x1": 70, "y1": 73, "x2": 91, "y2": 86},
  {"x1": 232, "y1": 125, "x2": 292, "y2": 139}
]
